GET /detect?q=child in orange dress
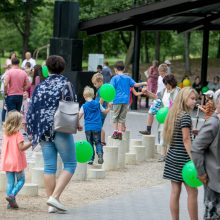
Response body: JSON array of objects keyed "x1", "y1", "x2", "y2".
[{"x1": 0, "y1": 111, "x2": 32, "y2": 209}]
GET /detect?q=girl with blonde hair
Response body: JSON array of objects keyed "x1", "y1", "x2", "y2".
[
  {"x1": 163, "y1": 87, "x2": 198, "y2": 220},
  {"x1": 0, "y1": 111, "x2": 31, "y2": 209}
]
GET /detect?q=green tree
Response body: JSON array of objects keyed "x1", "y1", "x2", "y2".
[{"x1": 0, "y1": 0, "x2": 46, "y2": 57}]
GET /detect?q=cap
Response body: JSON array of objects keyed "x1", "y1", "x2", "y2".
[
  {"x1": 204, "y1": 90, "x2": 214, "y2": 98},
  {"x1": 164, "y1": 60, "x2": 171, "y2": 65}
]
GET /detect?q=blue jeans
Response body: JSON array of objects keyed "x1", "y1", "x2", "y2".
[
  {"x1": 85, "y1": 130, "x2": 103, "y2": 161},
  {"x1": 40, "y1": 132, "x2": 77, "y2": 175},
  {"x1": 6, "y1": 171, "x2": 25, "y2": 196},
  {"x1": 5, "y1": 95, "x2": 23, "y2": 112}
]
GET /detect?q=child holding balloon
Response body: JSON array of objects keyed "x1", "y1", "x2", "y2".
[
  {"x1": 163, "y1": 87, "x2": 198, "y2": 220},
  {"x1": 79, "y1": 86, "x2": 110, "y2": 165},
  {"x1": 92, "y1": 73, "x2": 108, "y2": 145},
  {"x1": 110, "y1": 61, "x2": 146, "y2": 140}
]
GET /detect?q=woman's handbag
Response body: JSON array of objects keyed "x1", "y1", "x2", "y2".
[{"x1": 54, "y1": 82, "x2": 79, "y2": 134}]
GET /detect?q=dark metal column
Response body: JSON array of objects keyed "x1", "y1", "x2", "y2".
[
  {"x1": 201, "y1": 29, "x2": 209, "y2": 86},
  {"x1": 131, "y1": 25, "x2": 141, "y2": 110}
]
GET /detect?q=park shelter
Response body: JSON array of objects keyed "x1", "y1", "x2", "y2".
[{"x1": 79, "y1": 0, "x2": 220, "y2": 108}]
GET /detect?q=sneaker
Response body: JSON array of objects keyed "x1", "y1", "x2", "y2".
[
  {"x1": 111, "y1": 132, "x2": 118, "y2": 139},
  {"x1": 117, "y1": 132, "x2": 122, "y2": 140},
  {"x1": 6, "y1": 195, "x2": 19, "y2": 209},
  {"x1": 47, "y1": 196, "x2": 67, "y2": 211},
  {"x1": 139, "y1": 130, "x2": 151, "y2": 135},
  {"x1": 7, "y1": 203, "x2": 11, "y2": 209},
  {"x1": 158, "y1": 155, "x2": 166, "y2": 162},
  {"x1": 48, "y1": 206, "x2": 57, "y2": 213},
  {"x1": 98, "y1": 154, "x2": 104, "y2": 164},
  {"x1": 88, "y1": 160, "x2": 94, "y2": 165}
]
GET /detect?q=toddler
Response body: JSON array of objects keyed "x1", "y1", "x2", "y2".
[{"x1": 0, "y1": 111, "x2": 32, "y2": 209}]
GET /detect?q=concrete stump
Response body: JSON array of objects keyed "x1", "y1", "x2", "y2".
[
  {"x1": 0, "y1": 171, "x2": 6, "y2": 192},
  {"x1": 88, "y1": 169, "x2": 105, "y2": 179},
  {"x1": 103, "y1": 146, "x2": 118, "y2": 171},
  {"x1": 20, "y1": 183, "x2": 38, "y2": 196},
  {"x1": 125, "y1": 152, "x2": 136, "y2": 165},
  {"x1": 31, "y1": 167, "x2": 44, "y2": 188},
  {"x1": 142, "y1": 135, "x2": 155, "y2": 159},
  {"x1": 34, "y1": 152, "x2": 44, "y2": 167},
  {"x1": 74, "y1": 163, "x2": 87, "y2": 181},
  {"x1": 130, "y1": 139, "x2": 142, "y2": 153},
  {"x1": 122, "y1": 131, "x2": 130, "y2": 153},
  {"x1": 117, "y1": 140, "x2": 126, "y2": 169},
  {"x1": 133, "y1": 145, "x2": 146, "y2": 163},
  {"x1": 156, "y1": 144, "x2": 162, "y2": 154}
]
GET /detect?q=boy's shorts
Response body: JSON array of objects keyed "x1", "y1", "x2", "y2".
[
  {"x1": 112, "y1": 104, "x2": 128, "y2": 123},
  {"x1": 148, "y1": 99, "x2": 162, "y2": 115}
]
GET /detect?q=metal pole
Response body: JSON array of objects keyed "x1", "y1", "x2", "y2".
[
  {"x1": 201, "y1": 29, "x2": 209, "y2": 86},
  {"x1": 131, "y1": 25, "x2": 141, "y2": 110}
]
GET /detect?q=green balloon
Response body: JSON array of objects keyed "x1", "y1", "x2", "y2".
[
  {"x1": 42, "y1": 66, "x2": 49, "y2": 78},
  {"x1": 202, "y1": 86, "x2": 209, "y2": 94},
  {"x1": 75, "y1": 140, "x2": 93, "y2": 163},
  {"x1": 100, "y1": 84, "x2": 116, "y2": 102},
  {"x1": 156, "y1": 107, "x2": 169, "y2": 124},
  {"x1": 182, "y1": 160, "x2": 203, "y2": 188}
]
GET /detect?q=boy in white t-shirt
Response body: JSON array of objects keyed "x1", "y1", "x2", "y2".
[{"x1": 139, "y1": 64, "x2": 168, "y2": 135}]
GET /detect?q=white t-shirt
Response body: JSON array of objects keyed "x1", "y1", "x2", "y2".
[
  {"x1": 21, "y1": 58, "x2": 36, "y2": 69},
  {"x1": 162, "y1": 89, "x2": 170, "y2": 107},
  {"x1": 157, "y1": 75, "x2": 165, "y2": 94}
]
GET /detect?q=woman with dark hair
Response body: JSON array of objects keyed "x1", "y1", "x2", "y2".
[
  {"x1": 27, "y1": 55, "x2": 77, "y2": 213},
  {"x1": 4, "y1": 52, "x2": 16, "y2": 70},
  {"x1": 30, "y1": 64, "x2": 43, "y2": 97}
]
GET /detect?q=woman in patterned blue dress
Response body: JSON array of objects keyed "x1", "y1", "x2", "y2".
[
  {"x1": 163, "y1": 87, "x2": 198, "y2": 220},
  {"x1": 27, "y1": 55, "x2": 77, "y2": 213}
]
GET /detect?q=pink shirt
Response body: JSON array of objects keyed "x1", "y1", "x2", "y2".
[
  {"x1": 5, "y1": 67, "x2": 29, "y2": 96},
  {"x1": 0, "y1": 131, "x2": 27, "y2": 172}
]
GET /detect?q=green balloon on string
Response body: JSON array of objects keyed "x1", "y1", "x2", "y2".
[
  {"x1": 182, "y1": 160, "x2": 203, "y2": 188},
  {"x1": 201, "y1": 86, "x2": 209, "y2": 94},
  {"x1": 100, "y1": 84, "x2": 116, "y2": 102},
  {"x1": 75, "y1": 140, "x2": 93, "y2": 163},
  {"x1": 42, "y1": 66, "x2": 49, "y2": 78},
  {"x1": 156, "y1": 107, "x2": 169, "y2": 124}
]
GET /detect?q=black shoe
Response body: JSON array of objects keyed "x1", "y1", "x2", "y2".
[
  {"x1": 6, "y1": 195, "x2": 19, "y2": 209},
  {"x1": 98, "y1": 154, "x2": 104, "y2": 164},
  {"x1": 139, "y1": 130, "x2": 151, "y2": 135},
  {"x1": 88, "y1": 160, "x2": 94, "y2": 165}
]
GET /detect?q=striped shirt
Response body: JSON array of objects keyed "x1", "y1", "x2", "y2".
[{"x1": 163, "y1": 112, "x2": 191, "y2": 182}]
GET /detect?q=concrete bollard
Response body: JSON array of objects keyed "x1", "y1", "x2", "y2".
[
  {"x1": 129, "y1": 139, "x2": 142, "y2": 153},
  {"x1": 118, "y1": 140, "x2": 126, "y2": 169},
  {"x1": 20, "y1": 183, "x2": 38, "y2": 196},
  {"x1": 125, "y1": 152, "x2": 136, "y2": 165},
  {"x1": 103, "y1": 146, "x2": 118, "y2": 171},
  {"x1": 142, "y1": 135, "x2": 156, "y2": 159},
  {"x1": 0, "y1": 171, "x2": 6, "y2": 192},
  {"x1": 87, "y1": 169, "x2": 105, "y2": 179},
  {"x1": 133, "y1": 145, "x2": 146, "y2": 163},
  {"x1": 31, "y1": 167, "x2": 44, "y2": 188},
  {"x1": 74, "y1": 163, "x2": 87, "y2": 181},
  {"x1": 156, "y1": 144, "x2": 162, "y2": 154},
  {"x1": 122, "y1": 131, "x2": 130, "y2": 153},
  {"x1": 34, "y1": 152, "x2": 44, "y2": 168}
]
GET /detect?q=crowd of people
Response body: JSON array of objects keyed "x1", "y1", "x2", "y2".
[{"x1": 0, "y1": 53, "x2": 219, "y2": 220}]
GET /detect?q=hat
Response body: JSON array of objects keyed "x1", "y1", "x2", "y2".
[
  {"x1": 164, "y1": 60, "x2": 171, "y2": 65},
  {"x1": 204, "y1": 90, "x2": 214, "y2": 98}
]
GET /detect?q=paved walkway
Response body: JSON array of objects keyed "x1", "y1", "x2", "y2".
[{"x1": 55, "y1": 184, "x2": 204, "y2": 220}]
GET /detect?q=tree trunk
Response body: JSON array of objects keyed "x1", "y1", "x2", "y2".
[
  {"x1": 22, "y1": 0, "x2": 32, "y2": 58},
  {"x1": 183, "y1": 32, "x2": 191, "y2": 74},
  {"x1": 155, "y1": 31, "x2": 160, "y2": 61},
  {"x1": 144, "y1": 32, "x2": 150, "y2": 63},
  {"x1": 97, "y1": 34, "x2": 102, "y2": 53},
  {"x1": 125, "y1": 32, "x2": 134, "y2": 68},
  {"x1": 216, "y1": 33, "x2": 220, "y2": 58}
]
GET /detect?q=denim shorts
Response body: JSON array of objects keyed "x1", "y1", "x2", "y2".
[{"x1": 40, "y1": 132, "x2": 77, "y2": 174}]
